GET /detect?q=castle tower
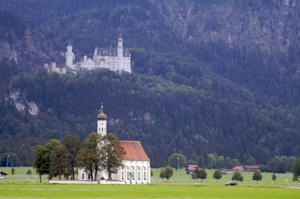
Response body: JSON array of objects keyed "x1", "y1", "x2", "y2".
[
  {"x1": 117, "y1": 34, "x2": 123, "y2": 58},
  {"x1": 97, "y1": 103, "x2": 107, "y2": 136},
  {"x1": 66, "y1": 45, "x2": 75, "y2": 69}
]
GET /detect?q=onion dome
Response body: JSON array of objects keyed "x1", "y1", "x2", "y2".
[{"x1": 97, "y1": 103, "x2": 107, "y2": 120}]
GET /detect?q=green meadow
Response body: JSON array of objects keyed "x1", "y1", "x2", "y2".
[{"x1": 0, "y1": 167, "x2": 299, "y2": 199}]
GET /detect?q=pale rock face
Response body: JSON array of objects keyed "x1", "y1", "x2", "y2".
[
  {"x1": 28, "y1": 101, "x2": 39, "y2": 116},
  {"x1": 6, "y1": 90, "x2": 39, "y2": 116}
]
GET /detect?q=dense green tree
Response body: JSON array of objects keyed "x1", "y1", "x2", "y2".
[
  {"x1": 291, "y1": 157, "x2": 300, "y2": 181},
  {"x1": 27, "y1": 170, "x2": 32, "y2": 175},
  {"x1": 252, "y1": 170, "x2": 262, "y2": 183},
  {"x1": 76, "y1": 132, "x2": 101, "y2": 181},
  {"x1": 33, "y1": 145, "x2": 50, "y2": 183},
  {"x1": 11, "y1": 167, "x2": 15, "y2": 175},
  {"x1": 213, "y1": 169, "x2": 222, "y2": 182},
  {"x1": 50, "y1": 144, "x2": 68, "y2": 180},
  {"x1": 272, "y1": 173, "x2": 277, "y2": 182},
  {"x1": 168, "y1": 153, "x2": 187, "y2": 170},
  {"x1": 100, "y1": 133, "x2": 126, "y2": 180},
  {"x1": 196, "y1": 168, "x2": 207, "y2": 182},
  {"x1": 275, "y1": 161, "x2": 286, "y2": 173},
  {"x1": 246, "y1": 157, "x2": 256, "y2": 166},
  {"x1": 64, "y1": 135, "x2": 82, "y2": 180},
  {"x1": 162, "y1": 166, "x2": 174, "y2": 181},
  {"x1": 215, "y1": 156, "x2": 225, "y2": 169},
  {"x1": 232, "y1": 171, "x2": 243, "y2": 182}
]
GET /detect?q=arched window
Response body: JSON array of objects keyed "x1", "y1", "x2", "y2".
[{"x1": 82, "y1": 173, "x2": 84, "y2": 180}]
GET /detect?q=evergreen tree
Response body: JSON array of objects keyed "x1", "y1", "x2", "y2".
[
  {"x1": 252, "y1": 170, "x2": 263, "y2": 183},
  {"x1": 11, "y1": 167, "x2": 15, "y2": 175},
  {"x1": 213, "y1": 169, "x2": 222, "y2": 182},
  {"x1": 272, "y1": 173, "x2": 277, "y2": 182}
]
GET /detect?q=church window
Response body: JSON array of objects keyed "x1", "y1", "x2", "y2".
[
  {"x1": 82, "y1": 173, "x2": 84, "y2": 180},
  {"x1": 144, "y1": 172, "x2": 146, "y2": 180},
  {"x1": 138, "y1": 172, "x2": 140, "y2": 180},
  {"x1": 122, "y1": 171, "x2": 124, "y2": 180},
  {"x1": 127, "y1": 172, "x2": 129, "y2": 180},
  {"x1": 102, "y1": 128, "x2": 103, "y2": 132},
  {"x1": 88, "y1": 174, "x2": 91, "y2": 180},
  {"x1": 132, "y1": 172, "x2": 135, "y2": 180}
]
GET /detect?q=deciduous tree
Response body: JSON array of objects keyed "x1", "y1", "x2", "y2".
[
  {"x1": 168, "y1": 153, "x2": 187, "y2": 170},
  {"x1": 252, "y1": 170, "x2": 262, "y2": 183},
  {"x1": 64, "y1": 135, "x2": 82, "y2": 180},
  {"x1": 213, "y1": 169, "x2": 222, "y2": 182},
  {"x1": 232, "y1": 171, "x2": 243, "y2": 182},
  {"x1": 33, "y1": 145, "x2": 50, "y2": 183},
  {"x1": 100, "y1": 133, "x2": 126, "y2": 180},
  {"x1": 292, "y1": 157, "x2": 300, "y2": 181},
  {"x1": 272, "y1": 173, "x2": 277, "y2": 182},
  {"x1": 76, "y1": 132, "x2": 101, "y2": 181},
  {"x1": 196, "y1": 168, "x2": 207, "y2": 182}
]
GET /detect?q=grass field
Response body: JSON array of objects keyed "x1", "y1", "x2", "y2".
[{"x1": 0, "y1": 167, "x2": 299, "y2": 199}]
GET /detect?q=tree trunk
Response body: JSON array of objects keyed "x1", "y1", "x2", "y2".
[
  {"x1": 59, "y1": 166, "x2": 62, "y2": 180},
  {"x1": 71, "y1": 163, "x2": 74, "y2": 180},
  {"x1": 39, "y1": 174, "x2": 42, "y2": 183}
]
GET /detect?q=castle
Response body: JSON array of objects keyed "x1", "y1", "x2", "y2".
[
  {"x1": 78, "y1": 105, "x2": 151, "y2": 184},
  {"x1": 66, "y1": 35, "x2": 131, "y2": 73}
]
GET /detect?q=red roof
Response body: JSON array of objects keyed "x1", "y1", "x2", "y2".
[
  {"x1": 120, "y1": 141, "x2": 150, "y2": 161},
  {"x1": 245, "y1": 166, "x2": 260, "y2": 169},
  {"x1": 187, "y1": 165, "x2": 198, "y2": 171},
  {"x1": 232, "y1": 166, "x2": 243, "y2": 170}
]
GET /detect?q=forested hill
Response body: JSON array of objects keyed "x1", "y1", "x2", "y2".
[{"x1": 0, "y1": 0, "x2": 300, "y2": 168}]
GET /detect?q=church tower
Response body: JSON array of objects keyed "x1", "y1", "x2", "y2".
[
  {"x1": 97, "y1": 103, "x2": 107, "y2": 136},
  {"x1": 117, "y1": 34, "x2": 123, "y2": 58}
]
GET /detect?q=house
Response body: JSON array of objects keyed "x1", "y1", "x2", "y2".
[
  {"x1": 78, "y1": 104, "x2": 151, "y2": 184},
  {"x1": 244, "y1": 166, "x2": 260, "y2": 172},
  {"x1": 232, "y1": 166, "x2": 244, "y2": 171},
  {"x1": 221, "y1": 169, "x2": 233, "y2": 175},
  {"x1": 232, "y1": 166, "x2": 260, "y2": 172},
  {"x1": 186, "y1": 165, "x2": 198, "y2": 174},
  {"x1": 0, "y1": 171, "x2": 7, "y2": 179}
]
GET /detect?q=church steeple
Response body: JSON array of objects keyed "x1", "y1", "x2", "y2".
[{"x1": 97, "y1": 103, "x2": 107, "y2": 136}]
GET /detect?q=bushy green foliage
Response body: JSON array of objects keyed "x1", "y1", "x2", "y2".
[
  {"x1": 160, "y1": 166, "x2": 174, "y2": 181},
  {"x1": 232, "y1": 171, "x2": 243, "y2": 182},
  {"x1": 168, "y1": 153, "x2": 187, "y2": 170},
  {"x1": 252, "y1": 171, "x2": 262, "y2": 183},
  {"x1": 213, "y1": 169, "x2": 222, "y2": 182},
  {"x1": 196, "y1": 168, "x2": 207, "y2": 182}
]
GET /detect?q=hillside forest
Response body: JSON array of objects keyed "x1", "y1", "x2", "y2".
[{"x1": 0, "y1": 0, "x2": 300, "y2": 169}]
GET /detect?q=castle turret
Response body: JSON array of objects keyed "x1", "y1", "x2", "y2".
[
  {"x1": 118, "y1": 34, "x2": 123, "y2": 58},
  {"x1": 97, "y1": 103, "x2": 107, "y2": 136},
  {"x1": 66, "y1": 45, "x2": 75, "y2": 69}
]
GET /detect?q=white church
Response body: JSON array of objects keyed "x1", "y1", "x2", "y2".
[
  {"x1": 78, "y1": 105, "x2": 151, "y2": 184},
  {"x1": 66, "y1": 35, "x2": 131, "y2": 73}
]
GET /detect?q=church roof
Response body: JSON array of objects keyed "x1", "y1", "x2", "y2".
[{"x1": 120, "y1": 141, "x2": 150, "y2": 161}]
